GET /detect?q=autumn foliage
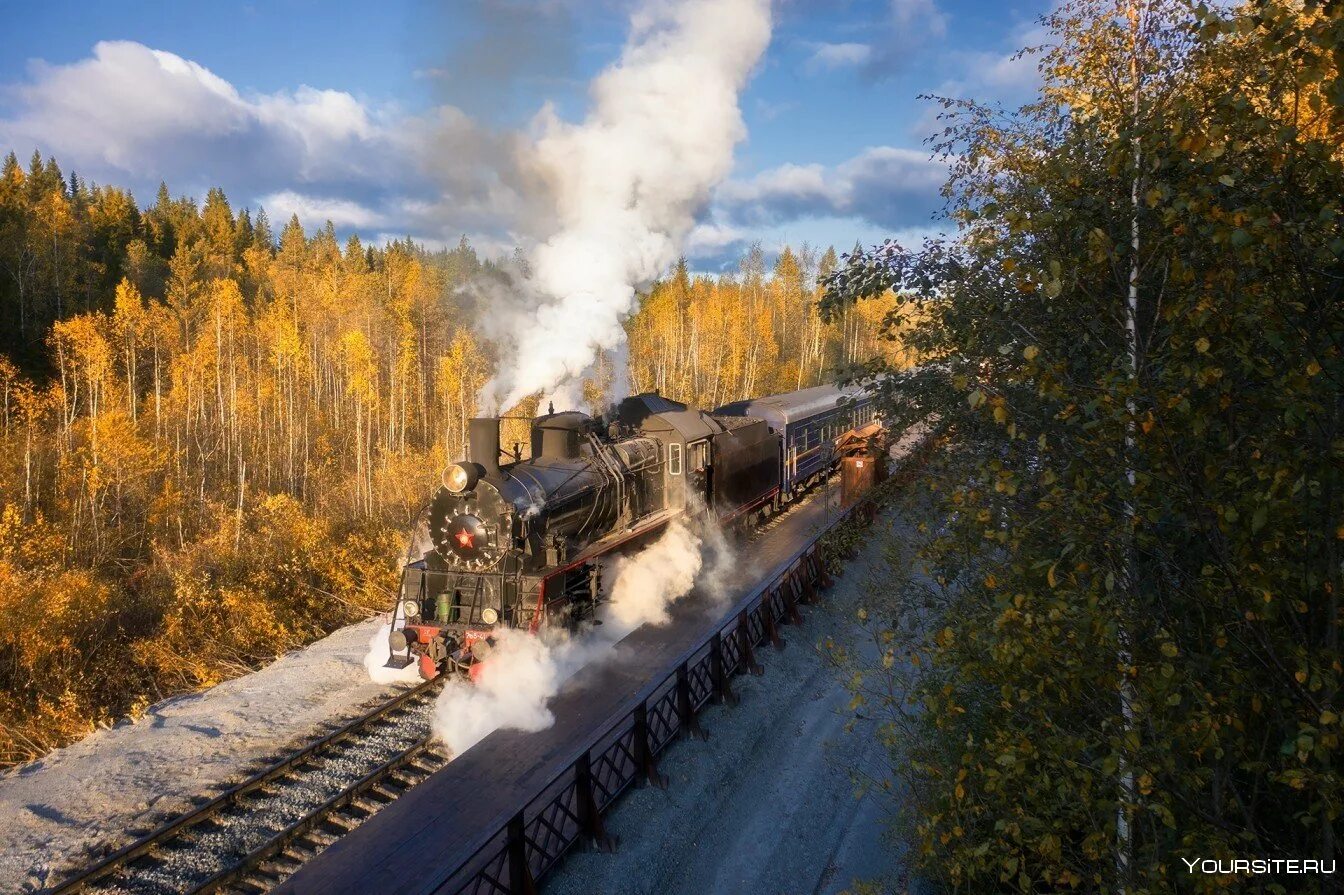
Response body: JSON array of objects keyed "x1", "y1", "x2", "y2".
[
  {"x1": 824, "y1": 1, "x2": 1344, "y2": 891},
  {"x1": 0, "y1": 151, "x2": 900, "y2": 765}
]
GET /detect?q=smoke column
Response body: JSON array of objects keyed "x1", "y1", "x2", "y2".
[
  {"x1": 476, "y1": 0, "x2": 773, "y2": 412},
  {"x1": 431, "y1": 513, "x2": 735, "y2": 756}
]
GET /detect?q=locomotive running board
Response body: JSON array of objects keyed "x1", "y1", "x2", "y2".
[{"x1": 547, "y1": 508, "x2": 685, "y2": 578}]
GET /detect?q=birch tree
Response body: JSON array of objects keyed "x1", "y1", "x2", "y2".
[{"x1": 823, "y1": 1, "x2": 1344, "y2": 890}]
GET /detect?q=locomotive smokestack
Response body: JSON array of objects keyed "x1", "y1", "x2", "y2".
[{"x1": 469, "y1": 418, "x2": 502, "y2": 476}]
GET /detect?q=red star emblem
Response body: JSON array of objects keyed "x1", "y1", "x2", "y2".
[{"x1": 455, "y1": 529, "x2": 475, "y2": 548}]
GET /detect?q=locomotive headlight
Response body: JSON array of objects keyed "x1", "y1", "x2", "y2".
[
  {"x1": 442, "y1": 462, "x2": 478, "y2": 494},
  {"x1": 402, "y1": 599, "x2": 421, "y2": 620},
  {"x1": 481, "y1": 607, "x2": 499, "y2": 625}
]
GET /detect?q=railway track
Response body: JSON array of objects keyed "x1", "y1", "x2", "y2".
[
  {"x1": 45, "y1": 480, "x2": 845, "y2": 895},
  {"x1": 48, "y1": 679, "x2": 448, "y2": 895}
]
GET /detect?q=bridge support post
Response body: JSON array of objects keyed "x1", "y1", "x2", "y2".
[
  {"x1": 507, "y1": 811, "x2": 537, "y2": 895},
  {"x1": 782, "y1": 577, "x2": 805, "y2": 626},
  {"x1": 574, "y1": 751, "x2": 617, "y2": 852},
  {"x1": 676, "y1": 663, "x2": 707, "y2": 741},
  {"x1": 804, "y1": 545, "x2": 833, "y2": 593},
  {"x1": 760, "y1": 593, "x2": 786, "y2": 650},
  {"x1": 710, "y1": 631, "x2": 739, "y2": 704},
  {"x1": 798, "y1": 558, "x2": 816, "y2": 606},
  {"x1": 632, "y1": 704, "x2": 668, "y2": 789},
  {"x1": 735, "y1": 611, "x2": 764, "y2": 676}
]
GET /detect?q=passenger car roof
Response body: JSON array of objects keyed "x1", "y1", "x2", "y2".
[{"x1": 714, "y1": 382, "x2": 869, "y2": 425}]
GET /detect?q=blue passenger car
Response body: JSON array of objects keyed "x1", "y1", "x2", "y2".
[{"x1": 714, "y1": 382, "x2": 878, "y2": 499}]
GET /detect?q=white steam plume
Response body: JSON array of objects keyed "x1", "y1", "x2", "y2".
[
  {"x1": 431, "y1": 513, "x2": 735, "y2": 756},
  {"x1": 430, "y1": 628, "x2": 572, "y2": 756},
  {"x1": 606, "y1": 518, "x2": 706, "y2": 631},
  {"x1": 476, "y1": 0, "x2": 773, "y2": 412}
]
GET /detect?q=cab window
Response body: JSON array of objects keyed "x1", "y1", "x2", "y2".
[
  {"x1": 668, "y1": 442, "x2": 683, "y2": 475},
  {"x1": 688, "y1": 440, "x2": 708, "y2": 471}
]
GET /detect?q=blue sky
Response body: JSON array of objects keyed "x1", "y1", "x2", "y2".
[{"x1": 0, "y1": 0, "x2": 1048, "y2": 270}]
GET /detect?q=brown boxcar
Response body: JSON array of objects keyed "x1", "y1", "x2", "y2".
[{"x1": 841, "y1": 451, "x2": 886, "y2": 507}]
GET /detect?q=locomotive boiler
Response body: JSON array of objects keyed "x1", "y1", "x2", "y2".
[{"x1": 386, "y1": 385, "x2": 876, "y2": 680}]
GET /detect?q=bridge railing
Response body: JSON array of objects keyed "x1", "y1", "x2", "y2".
[{"x1": 436, "y1": 512, "x2": 850, "y2": 895}]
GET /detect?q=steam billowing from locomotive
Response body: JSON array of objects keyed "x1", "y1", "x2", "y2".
[
  {"x1": 475, "y1": 0, "x2": 773, "y2": 413},
  {"x1": 431, "y1": 512, "x2": 730, "y2": 756}
]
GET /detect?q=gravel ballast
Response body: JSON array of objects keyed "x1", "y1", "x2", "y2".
[{"x1": 0, "y1": 617, "x2": 411, "y2": 892}]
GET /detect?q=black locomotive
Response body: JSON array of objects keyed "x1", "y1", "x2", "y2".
[{"x1": 386, "y1": 384, "x2": 876, "y2": 679}]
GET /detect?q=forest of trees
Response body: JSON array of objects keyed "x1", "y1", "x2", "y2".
[
  {"x1": 825, "y1": 0, "x2": 1343, "y2": 892},
  {"x1": 0, "y1": 150, "x2": 903, "y2": 765}
]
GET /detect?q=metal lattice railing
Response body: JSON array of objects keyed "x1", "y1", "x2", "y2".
[{"x1": 436, "y1": 525, "x2": 851, "y2": 895}]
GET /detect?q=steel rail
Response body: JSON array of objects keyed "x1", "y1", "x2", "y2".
[
  {"x1": 191, "y1": 736, "x2": 441, "y2": 895},
  {"x1": 46, "y1": 676, "x2": 443, "y2": 895}
]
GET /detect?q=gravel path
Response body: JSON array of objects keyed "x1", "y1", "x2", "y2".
[{"x1": 544, "y1": 508, "x2": 914, "y2": 895}]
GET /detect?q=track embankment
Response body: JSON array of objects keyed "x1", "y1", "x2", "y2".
[
  {"x1": 19, "y1": 425, "x2": 935, "y2": 895},
  {"x1": 0, "y1": 619, "x2": 413, "y2": 892}
]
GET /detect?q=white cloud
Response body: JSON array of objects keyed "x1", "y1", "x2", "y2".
[
  {"x1": 258, "y1": 190, "x2": 387, "y2": 230},
  {"x1": 686, "y1": 220, "x2": 749, "y2": 255},
  {"x1": 7, "y1": 43, "x2": 250, "y2": 173},
  {"x1": 890, "y1": 0, "x2": 947, "y2": 40},
  {"x1": 0, "y1": 41, "x2": 511, "y2": 251},
  {"x1": 913, "y1": 23, "x2": 1046, "y2": 137},
  {"x1": 806, "y1": 42, "x2": 873, "y2": 71},
  {"x1": 803, "y1": 0, "x2": 949, "y2": 79},
  {"x1": 2, "y1": 42, "x2": 398, "y2": 186},
  {"x1": 716, "y1": 145, "x2": 946, "y2": 231},
  {"x1": 960, "y1": 46, "x2": 1040, "y2": 95}
]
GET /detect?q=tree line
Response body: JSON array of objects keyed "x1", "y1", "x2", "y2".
[
  {"x1": 823, "y1": 1, "x2": 1343, "y2": 891},
  {"x1": 0, "y1": 150, "x2": 903, "y2": 765}
]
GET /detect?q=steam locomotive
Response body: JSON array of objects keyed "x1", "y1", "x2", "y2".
[{"x1": 385, "y1": 384, "x2": 879, "y2": 679}]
